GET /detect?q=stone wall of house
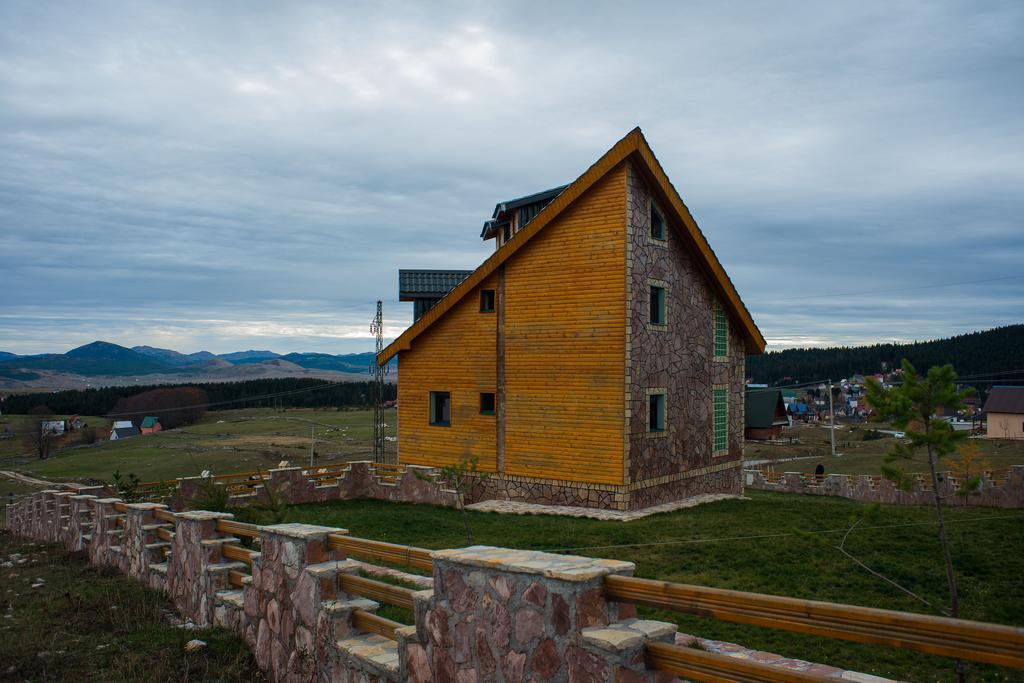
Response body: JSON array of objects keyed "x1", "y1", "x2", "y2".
[
  {"x1": 624, "y1": 161, "x2": 745, "y2": 499},
  {"x1": 744, "y1": 464, "x2": 1024, "y2": 508},
  {"x1": 5, "y1": 489, "x2": 694, "y2": 683}
]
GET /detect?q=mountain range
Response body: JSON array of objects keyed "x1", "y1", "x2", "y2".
[{"x1": 0, "y1": 341, "x2": 394, "y2": 389}]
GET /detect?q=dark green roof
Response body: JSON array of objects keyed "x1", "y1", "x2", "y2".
[
  {"x1": 140, "y1": 416, "x2": 159, "y2": 428},
  {"x1": 746, "y1": 390, "x2": 788, "y2": 428},
  {"x1": 398, "y1": 270, "x2": 473, "y2": 300}
]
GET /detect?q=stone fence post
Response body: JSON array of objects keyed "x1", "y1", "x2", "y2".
[
  {"x1": 87, "y1": 498, "x2": 129, "y2": 572},
  {"x1": 246, "y1": 523, "x2": 351, "y2": 681},
  {"x1": 406, "y1": 546, "x2": 678, "y2": 682},
  {"x1": 64, "y1": 494, "x2": 98, "y2": 551},
  {"x1": 166, "y1": 510, "x2": 242, "y2": 627},
  {"x1": 122, "y1": 502, "x2": 171, "y2": 582}
]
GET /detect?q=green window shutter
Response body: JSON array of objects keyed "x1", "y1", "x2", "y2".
[
  {"x1": 714, "y1": 302, "x2": 728, "y2": 357},
  {"x1": 714, "y1": 388, "x2": 728, "y2": 452}
]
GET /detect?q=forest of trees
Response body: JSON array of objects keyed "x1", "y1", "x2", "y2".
[
  {"x1": 747, "y1": 325, "x2": 1024, "y2": 386},
  {"x1": 0, "y1": 378, "x2": 397, "y2": 417}
]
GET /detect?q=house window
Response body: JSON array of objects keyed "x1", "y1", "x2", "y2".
[
  {"x1": 713, "y1": 388, "x2": 728, "y2": 453},
  {"x1": 480, "y1": 289, "x2": 496, "y2": 313},
  {"x1": 429, "y1": 391, "x2": 450, "y2": 426},
  {"x1": 480, "y1": 392, "x2": 496, "y2": 415},
  {"x1": 651, "y1": 202, "x2": 666, "y2": 241},
  {"x1": 714, "y1": 301, "x2": 728, "y2": 358},
  {"x1": 649, "y1": 392, "x2": 666, "y2": 432},
  {"x1": 501, "y1": 224, "x2": 512, "y2": 244},
  {"x1": 649, "y1": 285, "x2": 666, "y2": 326}
]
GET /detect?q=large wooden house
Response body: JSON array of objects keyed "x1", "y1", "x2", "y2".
[{"x1": 378, "y1": 128, "x2": 765, "y2": 510}]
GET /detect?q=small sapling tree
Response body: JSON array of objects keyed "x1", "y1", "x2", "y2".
[
  {"x1": 417, "y1": 455, "x2": 489, "y2": 545},
  {"x1": 865, "y1": 360, "x2": 973, "y2": 681}
]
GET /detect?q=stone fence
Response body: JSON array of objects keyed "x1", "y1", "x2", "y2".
[
  {"x1": 166, "y1": 461, "x2": 462, "y2": 511},
  {"x1": 4, "y1": 488, "x2": 680, "y2": 682},
  {"x1": 744, "y1": 464, "x2": 1024, "y2": 508}
]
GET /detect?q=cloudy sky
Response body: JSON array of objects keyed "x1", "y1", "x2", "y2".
[{"x1": 2, "y1": 1, "x2": 1022, "y2": 356}]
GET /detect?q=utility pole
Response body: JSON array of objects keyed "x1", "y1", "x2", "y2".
[
  {"x1": 370, "y1": 301, "x2": 387, "y2": 464},
  {"x1": 309, "y1": 424, "x2": 315, "y2": 468},
  {"x1": 828, "y1": 378, "x2": 837, "y2": 458}
]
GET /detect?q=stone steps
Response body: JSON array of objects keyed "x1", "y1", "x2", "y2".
[
  {"x1": 335, "y1": 633, "x2": 399, "y2": 680},
  {"x1": 215, "y1": 589, "x2": 245, "y2": 610}
]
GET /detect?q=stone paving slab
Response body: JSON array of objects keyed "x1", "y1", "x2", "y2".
[
  {"x1": 675, "y1": 632, "x2": 897, "y2": 681},
  {"x1": 433, "y1": 546, "x2": 634, "y2": 580},
  {"x1": 466, "y1": 493, "x2": 743, "y2": 521}
]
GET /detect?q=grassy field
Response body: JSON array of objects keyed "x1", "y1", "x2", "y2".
[
  {"x1": 269, "y1": 491, "x2": 1024, "y2": 683},
  {"x1": 0, "y1": 531, "x2": 262, "y2": 681},
  {"x1": 11, "y1": 408, "x2": 386, "y2": 485},
  {"x1": 746, "y1": 421, "x2": 1024, "y2": 476},
  {"x1": 0, "y1": 413, "x2": 113, "y2": 459}
]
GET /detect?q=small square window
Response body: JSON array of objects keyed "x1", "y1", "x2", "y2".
[
  {"x1": 480, "y1": 392, "x2": 496, "y2": 415},
  {"x1": 429, "y1": 391, "x2": 450, "y2": 426},
  {"x1": 649, "y1": 285, "x2": 666, "y2": 325},
  {"x1": 649, "y1": 393, "x2": 666, "y2": 432},
  {"x1": 651, "y1": 202, "x2": 666, "y2": 241},
  {"x1": 480, "y1": 289, "x2": 496, "y2": 313}
]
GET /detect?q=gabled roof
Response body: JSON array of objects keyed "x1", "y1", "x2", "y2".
[
  {"x1": 379, "y1": 127, "x2": 766, "y2": 364},
  {"x1": 140, "y1": 416, "x2": 159, "y2": 428},
  {"x1": 983, "y1": 386, "x2": 1024, "y2": 414},
  {"x1": 481, "y1": 185, "x2": 570, "y2": 239},
  {"x1": 112, "y1": 427, "x2": 140, "y2": 438},
  {"x1": 746, "y1": 390, "x2": 788, "y2": 428}
]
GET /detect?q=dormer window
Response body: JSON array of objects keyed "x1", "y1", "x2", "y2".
[{"x1": 502, "y1": 224, "x2": 512, "y2": 244}]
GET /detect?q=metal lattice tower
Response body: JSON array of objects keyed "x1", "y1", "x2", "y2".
[{"x1": 370, "y1": 300, "x2": 388, "y2": 463}]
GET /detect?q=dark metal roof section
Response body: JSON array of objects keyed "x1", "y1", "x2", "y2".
[
  {"x1": 982, "y1": 386, "x2": 1024, "y2": 414},
  {"x1": 398, "y1": 269, "x2": 473, "y2": 300},
  {"x1": 745, "y1": 389, "x2": 788, "y2": 428},
  {"x1": 481, "y1": 184, "x2": 569, "y2": 239},
  {"x1": 112, "y1": 427, "x2": 140, "y2": 438}
]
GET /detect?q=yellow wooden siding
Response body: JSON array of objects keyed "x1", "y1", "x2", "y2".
[
  {"x1": 503, "y1": 164, "x2": 627, "y2": 485},
  {"x1": 397, "y1": 274, "x2": 498, "y2": 471}
]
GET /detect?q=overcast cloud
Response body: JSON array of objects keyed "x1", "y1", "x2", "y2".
[{"x1": 1, "y1": 1, "x2": 1022, "y2": 355}]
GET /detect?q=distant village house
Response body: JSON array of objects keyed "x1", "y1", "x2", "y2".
[
  {"x1": 983, "y1": 386, "x2": 1024, "y2": 440},
  {"x1": 745, "y1": 390, "x2": 789, "y2": 441}
]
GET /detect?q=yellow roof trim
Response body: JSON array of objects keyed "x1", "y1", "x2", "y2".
[{"x1": 378, "y1": 127, "x2": 765, "y2": 365}]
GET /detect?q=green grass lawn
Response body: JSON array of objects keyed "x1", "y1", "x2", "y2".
[
  {"x1": 270, "y1": 491, "x2": 1024, "y2": 682},
  {"x1": 14, "y1": 408, "x2": 384, "y2": 484},
  {"x1": 746, "y1": 422, "x2": 1024, "y2": 476},
  {"x1": 0, "y1": 531, "x2": 262, "y2": 681}
]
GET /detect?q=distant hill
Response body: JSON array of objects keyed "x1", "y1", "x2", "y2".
[
  {"x1": 217, "y1": 350, "x2": 280, "y2": 362},
  {"x1": 0, "y1": 340, "x2": 394, "y2": 389},
  {"x1": 747, "y1": 325, "x2": 1024, "y2": 385},
  {"x1": 133, "y1": 345, "x2": 219, "y2": 366},
  {"x1": 0, "y1": 341, "x2": 178, "y2": 378}
]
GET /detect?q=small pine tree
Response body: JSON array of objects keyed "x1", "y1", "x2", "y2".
[{"x1": 865, "y1": 360, "x2": 973, "y2": 681}]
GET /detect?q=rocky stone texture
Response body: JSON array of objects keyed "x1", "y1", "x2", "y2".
[
  {"x1": 467, "y1": 492, "x2": 741, "y2": 521},
  {"x1": 625, "y1": 161, "x2": 745, "y2": 503},
  {"x1": 745, "y1": 464, "x2": 1024, "y2": 508},
  {"x1": 165, "y1": 510, "x2": 237, "y2": 627}
]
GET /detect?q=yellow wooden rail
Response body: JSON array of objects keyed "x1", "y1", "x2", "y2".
[
  {"x1": 338, "y1": 574, "x2": 416, "y2": 611},
  {"x1": 352, "y1": 610, "x2": 404, "y2": 641},
  {"x1": 327, "y1": 534, "x2": 433, "y2": 573},
  {"x1": 605, "y1": 575, "x2": 1024, "y2": 669},
  {"x1": 153, "y1": 508, "x2": 177, "y2": 524},
  {"x1": 228, "y1": 569, "x2": 248, "y2": 588},
  {"x1": 645, "y1": 641, "x2": 829, "y2": 682},
  {"x1": 216, "y1": 519, "x2": 260, "y2": 539},
  {"x1": 222, "y1": 544, "x2": 258, "y2": 566}
]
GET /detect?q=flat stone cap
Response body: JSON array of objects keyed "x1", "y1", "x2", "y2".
[
  {"x1": 125, "y1": 502, "x2": 168, "y2": 510},
  {"x1": 263, "y1": 522, "x2": 344, "y2": 539},
  {"x1": 582, "y1": 619, "x2": 677, "y2": 652},
  {"x1": 68, "y1": 495, "x2": 98, "y2": 500},
  {"x1": 177, "y1": 510, "x2": 234, "y2": 521},
  {"x1": 93, "y1": 498, "x2": 123, "y2": 504},
  {"x1": 432, "y1": 546, "x2": 634, "y2": 581}
]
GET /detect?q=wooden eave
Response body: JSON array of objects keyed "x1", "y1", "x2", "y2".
[{"x1": 378, "y1": 127, "x2": 766, "y2": 365}]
